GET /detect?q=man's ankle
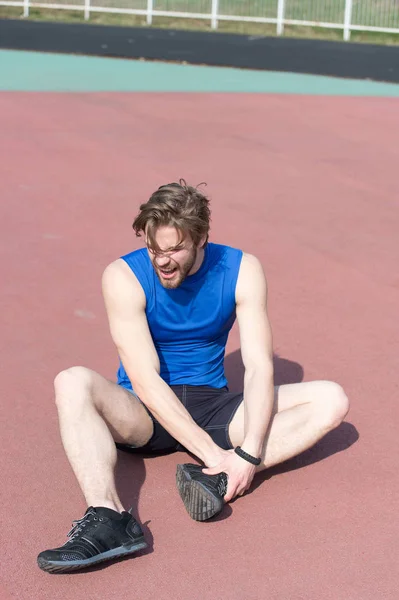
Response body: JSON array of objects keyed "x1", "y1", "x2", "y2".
[{"x1": 85, "y1": 498, "x2": 124, "y2": 513}]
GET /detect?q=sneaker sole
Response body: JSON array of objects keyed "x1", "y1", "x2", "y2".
[
  {"x1": 176, "y1": 464, "x2": 224, "y2": 522},
  {"x1": 37, "y1": 539, "x2": 148, "y2": 574}
]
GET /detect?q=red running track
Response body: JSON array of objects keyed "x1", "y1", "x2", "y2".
[{"x1": 1, "y1": 92, "x2": 398, "y2": 600}]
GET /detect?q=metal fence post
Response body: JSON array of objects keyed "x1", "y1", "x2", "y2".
[
  {"x1": 276, "y1": 0, "x2": 285, "y2": 36},
  {"x1": 343, "y1": 0, "x2": 353, "y2": 41},
  {"x1": 147, "y1": 0, "x2": 153, "y2": 25},
  {"x1": 84, "y1": 0, "x2": 90, "y2": 20},
  {"x1": 211, "y1": 0, "x2": 219, "y2": 30},
  {"x1": 23, "y1": 0, "x2": 29, "y2": 17}
]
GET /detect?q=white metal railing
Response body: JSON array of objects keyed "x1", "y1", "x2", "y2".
[{"x1": 1, "y1": 0, "x2": 399, "y2": 41}]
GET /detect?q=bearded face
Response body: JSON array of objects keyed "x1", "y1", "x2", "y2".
[{"x1": 146, "y1": 226, "x2": 203, "y2": 289}]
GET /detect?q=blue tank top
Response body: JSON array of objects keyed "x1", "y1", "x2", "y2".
[{"x1": 116, "y1": 243, "x2": 243, "y2": 390}]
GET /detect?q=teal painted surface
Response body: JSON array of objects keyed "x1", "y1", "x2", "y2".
[{"x1": 1, "y1": 49, "x2": 399, "y2": 95}]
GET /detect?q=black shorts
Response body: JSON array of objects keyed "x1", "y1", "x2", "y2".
[{"x1": 116, "y1": 384, "x2": 243, "y2": 454}]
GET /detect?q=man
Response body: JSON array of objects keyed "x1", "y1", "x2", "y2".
[{"x1": 38, "y1": 180, "x2": 349, "y2": 573}]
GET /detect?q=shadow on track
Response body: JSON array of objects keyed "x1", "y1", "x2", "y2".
[{"x1": 224, "y1": 349, "x2": 359, "y2": 496}]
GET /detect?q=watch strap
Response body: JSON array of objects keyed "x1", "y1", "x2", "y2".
[{"x1": 234, "y1": 446, "x2": 262, "y2": 466}]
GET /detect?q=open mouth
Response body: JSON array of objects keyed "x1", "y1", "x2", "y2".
[{"x1": 159, "y1": 267, "x2": 178, "y2": 279}]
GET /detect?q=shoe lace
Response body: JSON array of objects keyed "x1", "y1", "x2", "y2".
[
  {"x1": 217, "y1": 473, "x2": 228, "y2": 497},
  {"x1": 67, "y1": 508, "x2": 97, "y2": 541},
  {"x1": 199, "y1": 471, "x2": 228, "y2": 497}
]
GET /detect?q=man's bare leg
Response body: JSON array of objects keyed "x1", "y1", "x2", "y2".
[
  {"x1": 229, "y1": 380, "x2": 349, "y2": 471},
  {"x1": 54, "y1": 366, "x2": 153, "y2": 512}
]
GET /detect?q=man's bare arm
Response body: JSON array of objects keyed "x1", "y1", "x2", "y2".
[
  {"x1": 235, "y1": 253, "x2": 274, "y2": 459},
  {"x1": 102, "y1": 259, "x2": 225, "y2": 467}
]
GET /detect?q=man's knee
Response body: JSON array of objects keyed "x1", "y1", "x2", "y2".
[
  {"x1": 313, "y1": 381, "x2": 350, "y2": 430},
  {"x1": 54, "y1": 366, "x2": 94, "y2": 409}
]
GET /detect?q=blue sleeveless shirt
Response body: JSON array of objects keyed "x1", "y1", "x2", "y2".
[{"x1": 116, "y1": 243, "x2": 243, "y2": 390}]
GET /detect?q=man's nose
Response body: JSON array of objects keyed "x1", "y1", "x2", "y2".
[{"x1": 155, "y1": 254, "x2": 171, "y2": 267}]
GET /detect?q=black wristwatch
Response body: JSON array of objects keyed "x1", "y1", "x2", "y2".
[{"x1": 234, "y1": 446, "x2": 262, "y2": 466}]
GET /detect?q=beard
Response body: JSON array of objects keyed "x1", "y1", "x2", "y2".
[{"x1": 154, "y1": 248, "x2": 197, "y2": 289}]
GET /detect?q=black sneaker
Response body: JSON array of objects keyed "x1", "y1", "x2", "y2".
[
  {"x1": 37, "y1": 506, "x2": 147, "y2": 573},
  {"x1": 176, "y1": 463, "x2": 228, "y2": 521}
]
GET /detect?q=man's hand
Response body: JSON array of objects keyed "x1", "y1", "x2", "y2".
[{"x1": 203, "y1": 450, "x2": 256, "y2": 502}]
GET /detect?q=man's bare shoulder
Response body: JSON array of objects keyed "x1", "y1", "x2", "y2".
[
  {"x1": 236, "y1": 252, "x2": 268, "y2": 303},
  {"x1": 241, "y1": 252, "x2": 264, "y2": 269},
  {"x1": 102, "y1": 258, "x2": 132, "y2": 284},
  {"x1": 102, "y1": 259, "x2": 145, "y2": 307},
  {"x1": 240, "y1": 252, "x2": 267, "y2": 281}
]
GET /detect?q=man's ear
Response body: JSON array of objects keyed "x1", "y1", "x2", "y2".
[{"x1": 200, "y1": 234, "x2": 208, "y2": 249}]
